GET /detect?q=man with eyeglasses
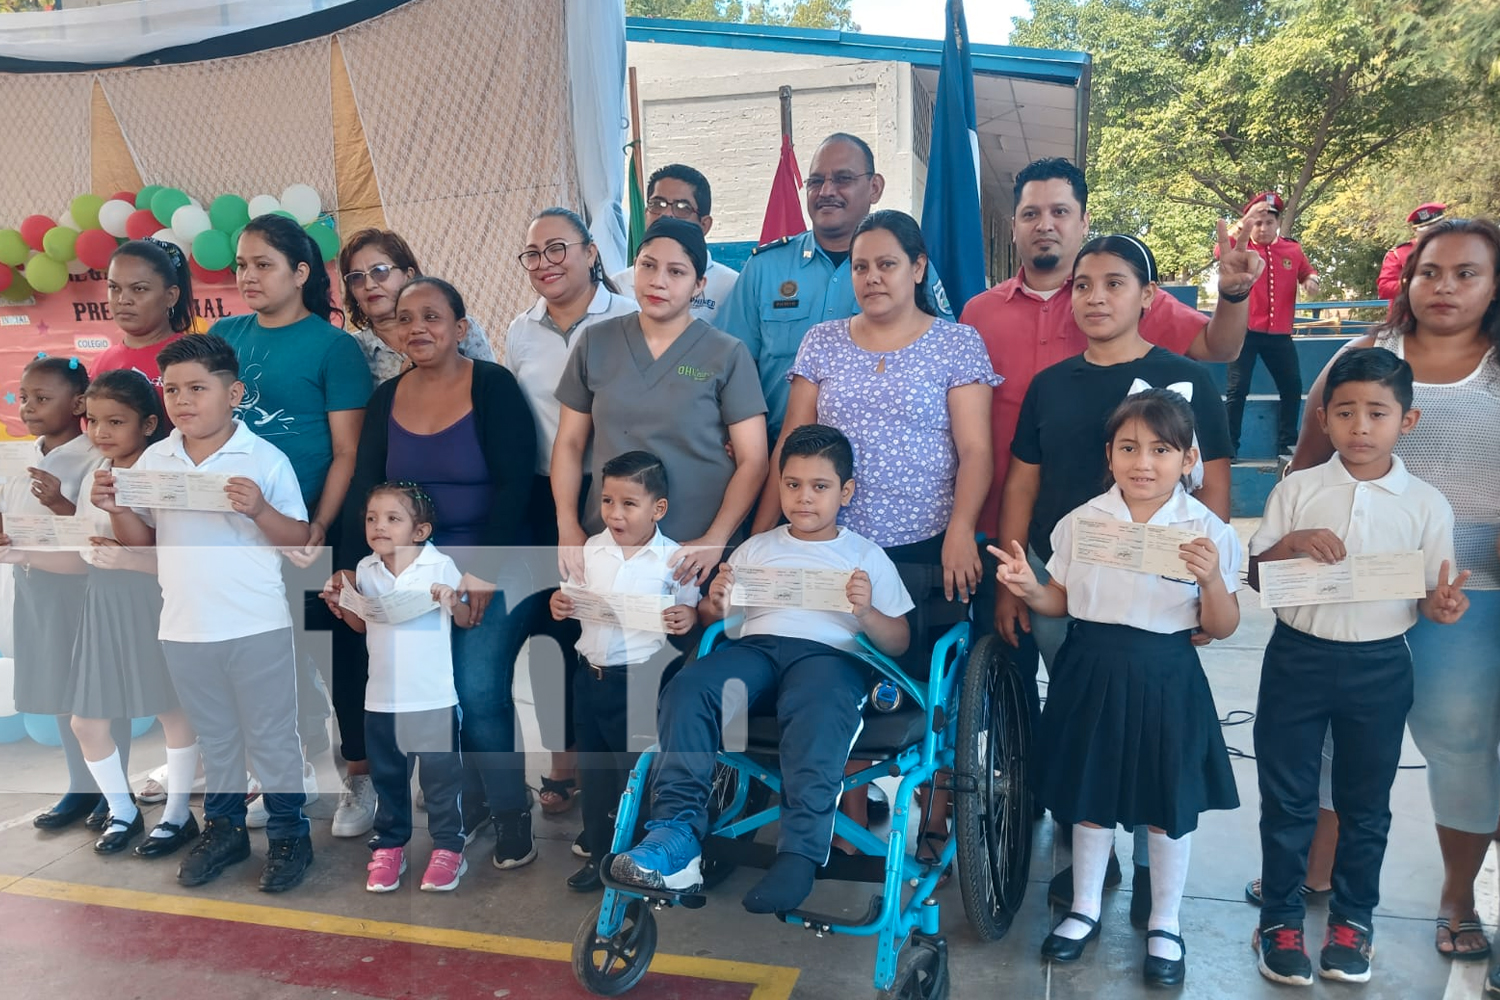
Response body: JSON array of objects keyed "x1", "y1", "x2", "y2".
[
  {"x1": 718, "y1": 132, "x2": 953, "y2": 440},
  {"x1": 612, "y1": 164, "x2": 738, "y2": 326}
]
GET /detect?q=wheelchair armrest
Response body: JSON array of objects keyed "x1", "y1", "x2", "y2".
[
  {"x1": 696, "y1": 615, "x2": 743, "y2": 658},
  {"x1": 853, "y1": 620, "x2": 969, "y2": 712}
]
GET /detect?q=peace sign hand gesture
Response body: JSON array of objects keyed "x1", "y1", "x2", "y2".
[
  {"x1": 1421, "y1": 560, "x2": 1470, "y2": 625},
  {"x1": 1216, "y1": 219, "x2": 1265, "y2": 299}
]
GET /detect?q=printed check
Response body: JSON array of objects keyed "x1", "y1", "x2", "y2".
[
  {"x1": 1071, "y1": 517, "x2": 1198, "y2": 579},
  {"x1": 337, "y1": 585, "x2": 441, "y2": 625},
  {"x1": 113, "y1": 468, "x2": 235, "y2": 512},
  {"x1": 730, "y1": 565, "x2": 854, "y2": 613},
  {"x1": 2, "y1": 514, "x2": 93, "y2": 549},
  {"x1": 1258, "y1": 552, "x2": 1428, "y2": 608},
  {"x1": 561, "y1": 584, "x2": 674, "y2": 633}
]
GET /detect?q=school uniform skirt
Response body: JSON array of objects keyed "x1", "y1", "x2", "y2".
[
  {"x1": 1035, "y1": 620, "x2": 1238, "y2": 839},
  {"x1": 12, "y1": 568, "x2": 87, "y2": 714},
  {"x1": 70, "y1": 566, "x2": 176, "y2": 718}
]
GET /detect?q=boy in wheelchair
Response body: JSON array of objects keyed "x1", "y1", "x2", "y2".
[{"x1": 609, "y1": 424, "x2": 915, "y2": 914}]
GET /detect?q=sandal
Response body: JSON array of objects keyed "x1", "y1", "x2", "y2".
[
  {"x1": 914, "y1": 831, "x2": 952, "y2": 889},
  {"x1": 1436, "y1": 915, "x2": 1492, "y2": 961},
  {"x1": 1243, "y1": 877, "x2": 1331, "y2": 907},
  {"x1": 537, "y1": 775, "x2": 578, "y2": 815}
]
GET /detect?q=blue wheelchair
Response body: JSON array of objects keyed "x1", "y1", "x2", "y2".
[{"x1": 571, "y1": 564, "x2": 1036, "y2": 998}]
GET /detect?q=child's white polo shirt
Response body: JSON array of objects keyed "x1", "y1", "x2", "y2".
[
  {"x1": 130, "y1": 419, "x2": 308, "y2": 643},
  {"x1": 574, "y1": 527, "x2": 700, "y2": 666},
  {"x1": 355, "y1": 543, "x2": 462, "y2": 713},
  {"x1": 0, "y1": 433, "x2": 99, "y2": 515},
  {"x1": 1249, "y1": 454, "x2": 1455, "y2": 642}
]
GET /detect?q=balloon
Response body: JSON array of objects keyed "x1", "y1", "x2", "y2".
[
  {"x1": 0, "y1": 714, "x2": 24, "y2": 743},
  {"x1": 125, "y1": 209, "x2": 159, "y2": 241},
  {"x1": 1, "y1": 271, "x2": 32, "y2": 302},
  {"x1": 68, "y1": 259, "x2": 90, "y2": 275},
  {"x1": 152, "y1": 228, "x2": 184, "y2": 251},
  {"x1": 110, "y1": 190, "x2": 136, "y2": 205},
  {"x1": 209, "y1": 194, "x2": 250, "y2": 234},
  {"x1": 20, "y1": 215, "x2": 55, "y2": 252},
  {"x1": 23, "y1": 713, "x2": 63, "y2": 746},
  {"x1": 191, "y1": 228, "x2": 233, "y2": 271},
  {"x1": 131, "y1": 717, "x2": 156, "y2": 738},
  {"x1": 135, "y1": 184, "x2": 163, "y2": 211},
  {"x1": 247, "y1": 194, "x2": 281, "y2": 218},
  {"x1": 42, "y1": 225, "x2": 79, "y2": 262},
  {"x1": 189, "y1": 259, "x2": 231, "y2": 286},
  {"x1": 59, "y1": 210, "x2": 78, "y2": 231},
  {"x1": 150, "y1": 187, "x2": 191, "y2": 227},
  {"x1": 24, "y1": 254, "x2": 69, "y2": 294},
  {"x1": 280, "y1": 183, "x2": 322, "y2": 225},
  {"x1": 0, "y1": 229, "x2": 28, "y2": 266},
  {"x1": 75, "y1": 229, "x2": 119, "y2": 271},
  {"x1": 171, "y1": 204, "x2": 211, "y2": 241},
  {"x1": 272, "y1": 209, "x2": 298, "y2": 224},
  {"x1": 98, "y1": 199, "x2": 135, "y2": 238},
  {"x1": 0, "y1": 263, "x2": 11, "y2": 293},
  {"x1": 305, "y1": 221, "x2": 339, "y2": 263}
]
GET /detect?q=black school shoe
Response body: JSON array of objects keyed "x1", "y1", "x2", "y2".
[
  {"x1": 33, "y1": 792, "x2": 105, "y2": 830},
  {"x1": 93, "y1": 811, "x2": 144, "y2": 854},
  {"x1": 84, "y1": 798, "x2": 114, "y2": 831},
  {"x1": 567, "y1": 860, "x2": 603, "y2": 892},
  {"x1": 1143, "y1": 929, "x2": 1186, "y2": 987},
  {"x1": 260, "y1": 835, "x2": 314, "y2": 893},
  {"x1": 177, "y1": 816, "x2": 251, "y2": 886},
  {"x1": 135, "y1": 814, "x2": 200, "y2": 858}
]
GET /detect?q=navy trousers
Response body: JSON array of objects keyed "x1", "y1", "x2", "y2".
[
  {"x1": 1254, "y1": 622, "x2": 1413, "y2": 927},
  {"x1": 366, "y1": 707, "x2": 464, "y2": 854},
  {"x1": 650, "y1": 634, "x2": 868, "y2": 865}
]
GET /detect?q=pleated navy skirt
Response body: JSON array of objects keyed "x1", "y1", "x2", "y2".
[{"x1": 1035, "y1": 620, "x2": 1239, "y2": 838}]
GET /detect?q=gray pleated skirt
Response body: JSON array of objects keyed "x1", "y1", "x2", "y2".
[
  {"x1": 70, "y1": 566, "x2": 176, "y2": 718},
  {"x1": 13, "y1": 568, "x2": 86, "y2": 714}
]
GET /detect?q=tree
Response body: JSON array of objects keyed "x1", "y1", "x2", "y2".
[{"x1": 626, "y1": 0, "x2": 858, "y2": 30}]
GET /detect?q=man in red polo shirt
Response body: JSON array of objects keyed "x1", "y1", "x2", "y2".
[{"x1": 1220, "y1": 192, "x2": 1319, "y2": 459}]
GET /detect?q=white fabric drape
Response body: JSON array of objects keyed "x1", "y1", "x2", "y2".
[{"x1": 566, "y1": 0, "x2": 628, "y2": 275}]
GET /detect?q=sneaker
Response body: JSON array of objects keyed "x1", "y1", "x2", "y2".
[
  {"x1": 1319, "y1": 917, "x2": 1374, "y2": 983},
  {"x1": 420, "y1": 849, "x2": 468, "y2": 892},
  {"x1": 365, "y1": 847, "x2": 406, "y2": 892},
  {"x1": 1255, "y1": 923, "x2": 1314, "y2": 986},
  {"x1": 492, "y1": 809, "x2": 537, "y2": 870},
  {"x1": 331, "y1": 774, "x2": 377, "y2": 838},
  {"x1": 608, "y1": 821, "x2": 703, "y2": 893},
  {"x1": 246, "y1": 765, "x2": 317, "y2": 829},
  {"x1": 260, "y1": 835, "x2": 314, "y2": 893},
  {"x1": 573, "y1": 830, "x2": 591, "y2": 859},
  {"x1": 177, "y1": 816, "x2": 251, "y2": 887}
]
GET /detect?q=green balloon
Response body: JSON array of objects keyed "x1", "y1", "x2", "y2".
[
  {"x1": 135, "y1": 185, "x2": 163, "y2": 211},
  {"x1": 209, "y1": 194, "x2": 250, "y2": 234},
  {"x1": 25, "y1": 254, "x2": 69, "y2": 294},
  {"x1": 0, "y1": 229, "x2": 28, "y2": 266},
  {"x1": 272, "y1": 209, "x2": 298, "y2": 223},
  {"x1": 150, "y1": 187, "x2": 191, "y2": 227},
  {"x1": 42, "y1": 226, "x2": 79, "y2": 263},
  {"x1": 305, "y1": 221, "x2": 339, "y2": 263},
  {"x1": 192, "y1": 229, "x2": 234, "y2": 271},
  {"x1": 69, "y1": 193, "x2": 104, "y2": 231},
  {"x1": 0, "y1": 270, "x2": 31, "y2": 301}
]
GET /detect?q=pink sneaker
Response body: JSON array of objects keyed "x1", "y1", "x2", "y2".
[
  {"x1": 420, "y1": 849, "x2": 468, "y2": 892},
  {"x1": 366, "y1": 847, "x2": 406, "y2": 892}
]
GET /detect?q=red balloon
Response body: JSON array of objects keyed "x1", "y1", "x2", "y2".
[
  {"x1": 110, "y1": 190, "x2": 136, "y2": 205},
  {"x1": 125, "y1": 209, "x2": 159, "y2": 241},
  {"x1": 0, "y1": 262, "x2": 12, "y2": 293},
  {"x1": 20, "y1": 214, "x2": 56, "y2": 252},
  {"x1": 188, "y1": 259, "x2": 232, "y2": 286},
  {"x1": 75, "y1": 229, "x2": 118, "y2": 271}
]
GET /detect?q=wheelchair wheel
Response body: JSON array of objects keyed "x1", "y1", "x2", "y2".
[
  {"x1": 573, "y1": 898, "x2": 658, "y2": 996},
  {"x1": 954, "y1": 634, "x2": 1033, "y2": 941},
  {"x1": 700, "y1": 762, "x2": 769, "y2": 889},
  {"x1": 877, "y1": 934, "x2": 949, "y2": 1000}
]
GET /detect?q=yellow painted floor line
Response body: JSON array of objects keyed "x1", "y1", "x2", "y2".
[{"x1": 0, "y1": 874, "x2": 800, "y2": 1000}]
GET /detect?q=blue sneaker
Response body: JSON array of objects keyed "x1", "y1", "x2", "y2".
[{"x1": 609, "y1": 821, "x2": 703, "y2": 892}]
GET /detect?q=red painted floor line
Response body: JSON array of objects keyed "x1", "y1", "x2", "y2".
[{"x1": 0, "y1": 893, "x2": 755, "y2": 1000}]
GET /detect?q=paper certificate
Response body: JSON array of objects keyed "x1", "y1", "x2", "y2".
[
  {"x1": 730, "y1": 565, "x2": 854, "y2": 613},
  {"x1": 113, "y1": 468, "x2": 235, "y2": 512},
  {"x1": 338, "y1": 585, "x2": 441, "y2": 625},
  {"x1": 1071, "y1": 517, "x2": 1198, "y2": 579},
  {"x1": 561, "y1": 584, "x2": 674, "y2": 633},
  {"x1": 0, "y1": 441, "x2": 31, "y2": 486},
  {"x1": 2, "y1": 514, "x2": 93, "y2": 549},
  {"x1": 1258, "y1": 552, "x2": 1428, "y2": 608}
]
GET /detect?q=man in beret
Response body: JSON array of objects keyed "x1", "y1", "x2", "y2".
[{"x1": 1378, "y1": 202, "x2": 1447, "y2": 307}]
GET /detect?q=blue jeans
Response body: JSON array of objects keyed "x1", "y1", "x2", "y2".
[{"x1": 451, "y1": 585, "x2": 531, "y2": 816}]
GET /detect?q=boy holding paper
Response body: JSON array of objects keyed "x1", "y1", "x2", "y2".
[
  {"x1": 1248, "y1": 347, "x2": 1469, "y2": 987},
  {"x1": 609, "y1": 424, "x2": 913, "y2": 915},
  {"x1": 92, "y1": 333, "x2": 316, "y2": 892},
  {"x1": 548, "y1": 451, "x2": 700, "y2": 891}
]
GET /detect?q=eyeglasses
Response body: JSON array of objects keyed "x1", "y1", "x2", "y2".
[
  {"x1": 645, "y1": 197, "x2": 700, "y2": 219},
  {"x1": 517, "y1": 241, "x2": 584, "y2": 270},
  {"x1": 343, "y1": 263, "x2": 401, "y2": 289},
  {"x1": 805, "y1": 171, "x2": 873, "y2": 191}
]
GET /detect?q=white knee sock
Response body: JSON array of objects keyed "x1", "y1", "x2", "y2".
[
  {"x1": 1147, "y1": 829, "x2": 1191, "y2": 959},
  {"x1": 155, "y1": 742, "x2": 199, "y2": 835},
  {"x1": 84, "y1": 749, "x2": 137, "y2": 825},
  {"x1": 1056, "y1": 823, "x2": 1114, "y2": 939}
]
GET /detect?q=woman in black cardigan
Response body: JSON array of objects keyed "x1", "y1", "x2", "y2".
[{"x1": 340, "y1": 277, "x2": 539, "y2": 868}]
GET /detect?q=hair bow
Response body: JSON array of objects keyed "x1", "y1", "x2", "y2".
[{"x1": 1124, "y1": 378, "x2": 1202, "y2": 490}]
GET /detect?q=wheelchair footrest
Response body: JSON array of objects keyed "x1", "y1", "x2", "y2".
[
  {"x1": 778, "y1": 894, "x2": 884, "y2": 932},
  {"x1": 597, "y1": 853, "x2": 708, "y2": 909}
]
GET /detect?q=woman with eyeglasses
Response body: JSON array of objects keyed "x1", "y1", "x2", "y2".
[
  {"x1": 504, "y1": 207, "x2": 636, "y2": 821},
  {"x1": 339, "y1": 229, "x2": 496, "y2": 384}
]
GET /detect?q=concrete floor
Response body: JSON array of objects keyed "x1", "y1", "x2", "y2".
[{"x1": 0, "y1": 521, "x2": 1494, "y2": 999}]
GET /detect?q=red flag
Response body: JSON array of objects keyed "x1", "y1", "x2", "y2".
[{"x1": 758, "y1": 134, "x2": 807, "y2": 244}]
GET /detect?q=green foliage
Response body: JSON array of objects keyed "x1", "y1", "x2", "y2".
[{"x1": 626, "y1": 0, "x2": 858, "y2": 30}]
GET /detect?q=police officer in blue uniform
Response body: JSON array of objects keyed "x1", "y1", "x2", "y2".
[{"x1": 718, "y1": 132, "x2": 953, "y2": 439}]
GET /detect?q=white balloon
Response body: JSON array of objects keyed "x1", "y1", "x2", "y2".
[
  {"x1": 188, "y1": 196, "x2": 203, "y2": 209},
  {"x1": 279, "y1": 183, "x2": 322, "y2": 225},
  {"x1": 67, "y1": 258, "x2": 90, "y2": 275},
  {"x1": 171, "y1": 204, "x2": 211, "y2": 241},
  {"x1": 248, "y1": 194, "x2": 281, "y2": 219},
  {"x1": 59, "y1": 210, "x2": 78, "y2": 230},
  {"x1": 152, "y1": 228, "x2": 184, "y2": 250},
  {"x1": 98, "y1": 199, "x2": 134, "y2": 238}
]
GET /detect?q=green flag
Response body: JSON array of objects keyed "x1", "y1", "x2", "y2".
[{"x1": 627, "y1": 140, "x2": 646, "y2": 263}]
